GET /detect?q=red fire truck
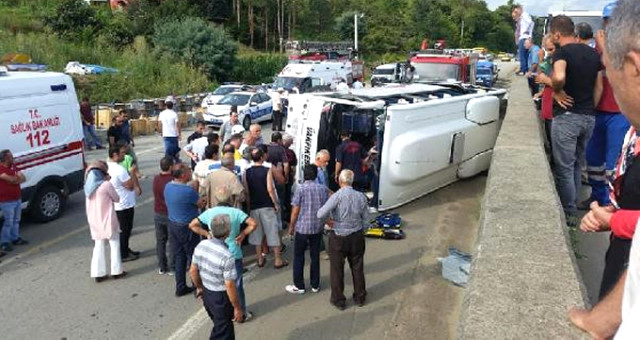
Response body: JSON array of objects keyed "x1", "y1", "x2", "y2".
[{"x1": 409, "y1": 50, "x2": 477, "y2": 84}]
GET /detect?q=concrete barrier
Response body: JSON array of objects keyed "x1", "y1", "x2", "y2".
[{"x1": 457, "y1": 77, "x2": 589, "y2": 339}]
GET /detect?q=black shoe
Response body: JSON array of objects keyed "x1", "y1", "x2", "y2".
[
  {"x1": 96, "y1": 146, "x2": 105, "y2": 150},
  {"x1": 94, "y1": 276, "x2": 108, "y2": 283},
  {"x1": 128, "y1": 249, "x2": 141, "y2": 256},
  {"x1": 12, "y1": 238, "x2": 29, "y2": 246},
  {"x1": 121, "y1": 254, "x2": 139, "y2": 262},
  {"x1": 1, "y1": 243, "x2": 13, "y2": 252},
  {"x1": 331, "y1": 302, "x2": 346, "y2": 311},
  {"x1": 0, "y1": 251, "x2": 5, "y2": 257},
  {"x1": 176, "y1": 286, "x2": 196, "y2": 297},
  {"x1": 354, "y1": 299, "x2": 366, "y2": 307}
]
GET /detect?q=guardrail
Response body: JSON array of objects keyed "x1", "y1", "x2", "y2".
[{"x1": 457, "y1": 76, "x2": 589, "y2": 339}]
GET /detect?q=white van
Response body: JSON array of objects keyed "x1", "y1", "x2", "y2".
[
  {"x1": 274, "y1": 61, "x2": 356, "y2": 94},
  {"x1": 0, "y1": 69, "x2": 85, "y2": 222},
  {"x1": 287, "y1": 83, "x2": 507, "y2": 211}
]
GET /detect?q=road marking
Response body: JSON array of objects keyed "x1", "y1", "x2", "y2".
[
  {"x1": 0, "y1": 197, "x2": 155, "y2": 268},
  {"x1": 135, "y1": 145, "x2": 165, "y2": 155}
]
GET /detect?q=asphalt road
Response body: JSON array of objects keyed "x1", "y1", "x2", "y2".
[{"x1": 0, "y1": 64, "x2": 516, "y2": 339}]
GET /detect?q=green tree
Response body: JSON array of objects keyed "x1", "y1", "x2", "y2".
[
  {"x1": 152, "y1": 17, "x2": 238, "y2": 81},
  {"x1": 334, "y1": 11, "x2": 367, "y2": 41},
  {"x1": 100, "y1": 13, "x2": 135, "y2": 49},
  {"x1": 45, "y1": 0, "x2": 100, "y2": 42}
]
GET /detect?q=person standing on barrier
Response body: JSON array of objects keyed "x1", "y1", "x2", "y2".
[
  {"x1": 317, "y1": 169, "x2": 369, "y2": 310},
  {"x1": 548, "y1": 15, "x2": 603, "y2": 227},
  {"x1": 568, "y1": 0, "x2": 640, "y2": 337},
  {"x1": 580, "y1": 3, "x2": 631, "y2": 211}
]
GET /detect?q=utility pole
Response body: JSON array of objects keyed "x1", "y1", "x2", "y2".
[{"x1": 354, "y1": 13, "x2": 363, "y2": 60}]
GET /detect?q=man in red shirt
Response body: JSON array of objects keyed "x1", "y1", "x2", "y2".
[
  {"x1": 582, "y1": 5, "x2": 631, "y2": 209},
  {"x1": 152, "y1": 156, "x2": 175, "y2": 275},
  {"x1": 0, "y1": 150, "x2": 28, "y2": 254}
]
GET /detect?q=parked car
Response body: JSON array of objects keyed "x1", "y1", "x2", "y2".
[
  {"x1": 498, "y1": 52, "x2": 511, "y2": 62},
  {"x1": 200, "y1": 84, "x2": 249, "y2": 109},
  {"x1": 203, "y1": 91, "x2": 273, "y2": 130}
]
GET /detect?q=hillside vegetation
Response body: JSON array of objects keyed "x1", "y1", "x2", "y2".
[{"x1": 0, "y1": 0, "x2": 519, "y2": 102}]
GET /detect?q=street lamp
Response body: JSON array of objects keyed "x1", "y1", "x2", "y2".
[{"x1": 354, "y1": 13, "x2": 364, "y2": 59}]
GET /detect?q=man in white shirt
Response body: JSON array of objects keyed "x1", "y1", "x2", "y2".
[
  {"x1": 336, "y1": 79, "x2": 350, "y2": 94},
  {"x1": 158, "y1": 101, "x2": 181, "y2": 162},
  {"x1": 272, "y1": 88, "x2": 284, "y2": 132},
  {"x1": 107, "y1": 146, "x2": 139, "y2": 263},
  {"x1": 512, "y1": 5, "x2": 534, "y2": 75},
  {"x1": 352, "y1": 79, "x2": 364, "y2": 89},
  {"x1": 184, "y1": 133, "x2": 218, "y2": 167}
]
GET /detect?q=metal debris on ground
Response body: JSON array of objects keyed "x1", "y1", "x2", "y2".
[{"x1": 438, "y1": 247, "x2": 472, "y2": 287}]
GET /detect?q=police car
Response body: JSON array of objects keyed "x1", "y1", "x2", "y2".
[
  {"x1": 203, "y1": 91, "x2": 273, "y2": 130},
  {"x1": 200, "y1": 84, "x2": 249, "y2": 110}
]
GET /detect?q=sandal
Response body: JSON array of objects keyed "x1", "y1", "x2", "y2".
[
  {"x1": 257, "y1": 259, "x2": 265, "y2": 268},
  {"x1": 274, "y1": 261, "x2": 289, "y2": 269}
]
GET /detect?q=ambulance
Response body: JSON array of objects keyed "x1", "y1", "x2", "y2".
[
  {"x1": 0, "y1": 68, "x2": 85, "y2": 222},
  {"x1": 273, "y1": 60, "x2": 363, "y2": 94}
]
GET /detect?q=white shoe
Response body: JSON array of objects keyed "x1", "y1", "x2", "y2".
[
  {"x1": 285, "y1": 285, "x2": 305, "y2": 294},
  {"x1": 368, "y1": 207, "x2": 378, "y2": 214},
  {"x1": 311, "y1": 287, "x2": 320, "y2": 293}
]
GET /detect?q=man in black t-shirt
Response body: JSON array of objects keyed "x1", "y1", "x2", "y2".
[
  {"x1": 107, "y1": 116, "x2": 124, "y2": 148},
  {"x1": 549, "y1": 15, "x2": 603, "y2": 224}
]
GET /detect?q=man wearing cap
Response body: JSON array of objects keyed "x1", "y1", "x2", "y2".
[
  {"x1": 190, "y1": 214, "x2": 244, "y2": 339},
  {"x1": 272, "y1": 88, "x2": 284, "y2": 132},
  {"x1": 581, "y1": 2, "x2": 631, "y2": 212},
  {"x1": 220, "y1": 106, "x2": 242, "y2": 144}
]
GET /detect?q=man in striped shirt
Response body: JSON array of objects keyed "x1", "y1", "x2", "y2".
[
  {"x1": 317, "y1": 169, "x2": 370, "y2": 310},
  {"x1": 190, "y1": 214, "x2": 243, "y2": 340}
]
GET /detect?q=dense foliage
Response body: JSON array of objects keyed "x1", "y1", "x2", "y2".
[
  {"x1": 152, "y1": 17, "x2": 238, "y2": 82},
  {"x1": 0, "y1": 0, "x2": 523, "y2": 102}
]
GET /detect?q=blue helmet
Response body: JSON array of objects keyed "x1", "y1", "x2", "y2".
[{"x1": 602, "y1": 1, "x2": 617, "y2": 18}]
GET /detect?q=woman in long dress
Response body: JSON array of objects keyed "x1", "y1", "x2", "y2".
[{"x1": 85, "y1": 161, "x2": 126, "y2": 282}]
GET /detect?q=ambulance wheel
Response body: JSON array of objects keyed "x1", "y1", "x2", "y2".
[
  {"x1": 31, "y1": 185, "x2": 64, "y2": 222},
  {"x1": 242, "y1": 116, "x2": 251, "y2": 131}
]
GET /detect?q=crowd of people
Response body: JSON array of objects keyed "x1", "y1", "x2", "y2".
[
  {"x1": 515, "y1": 1, "x2": 640, "y2": 337},
  {"x1": 78, "y1": 84, "x2": 374, "y2": 338}
]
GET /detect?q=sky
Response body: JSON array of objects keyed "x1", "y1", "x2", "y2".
[{"x1": 485, "y1": 0, "x2": 610, "y2": 16}]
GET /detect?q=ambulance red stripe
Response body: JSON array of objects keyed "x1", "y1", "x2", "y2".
[{"x1": 14, "y1": 141, "x2": 84, "y2": 170}]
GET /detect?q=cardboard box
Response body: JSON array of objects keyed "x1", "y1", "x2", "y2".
[
  {"x1": 130, "y1": 119, "x2": 146, "y2": 136},
  {"x1": 179, "y1": 112, "x2": 188, "y2": 128},
  {"x1": 96, "y1": 108, "x2": 117, "y2": 129}
]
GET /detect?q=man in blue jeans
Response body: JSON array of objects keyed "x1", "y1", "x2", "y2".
[
  {"x1": 190, "y1": 186, "x2": 257, "y2": 322},
  {"x1": 286, "y1": 165, "x2": 330, "y2": 295},
  {"x1": 0, "y1": 150, "x2": 29, "y2": 254},
  {"x1": 80, "y1": 97, "x2": 104, "y2": 150},
  {"x1": 512, "y1": 5, "x2": 535, "y2": 75},
  {"x1": 158, "y1": 101, "x2": 182, "y2": 162},
  {"x1": 164, "y1": 163, "x2": 206, "y2": 296},
  {"x1": 549, "y1": 15, "x2": 603, "y2": 226}
]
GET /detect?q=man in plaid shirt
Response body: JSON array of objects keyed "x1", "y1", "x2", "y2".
[{"x1": 285, "y1": 164, "x2": 329, "y2": 294}]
